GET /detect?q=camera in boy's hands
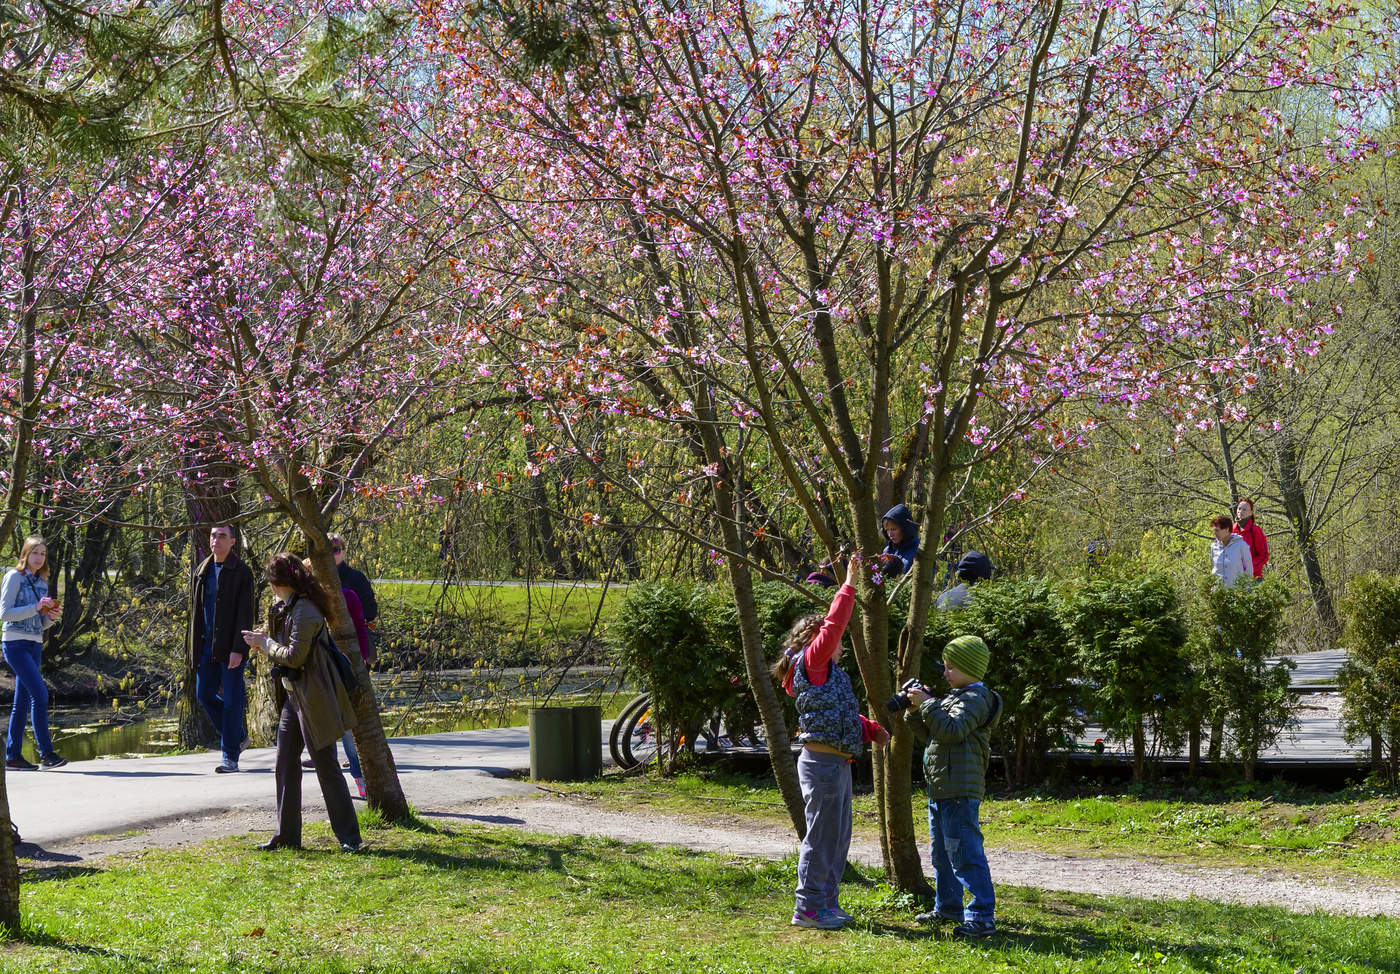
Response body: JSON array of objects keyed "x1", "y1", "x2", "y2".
[{"x1": 885, "y1": 678, "x2": 929, "y2": 713}]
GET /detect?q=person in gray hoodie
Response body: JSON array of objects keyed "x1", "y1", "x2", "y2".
[{"x1": 1209, "y1": 514, "x2": 1254, "y2": 587}]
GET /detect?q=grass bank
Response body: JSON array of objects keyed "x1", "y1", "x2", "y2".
[
  {"x1": 10, "y1": 815, "x2": 1396, "y2": 972},
  {"x1": 552, "y1": 769, "x2": 1400, "y2": 882}
]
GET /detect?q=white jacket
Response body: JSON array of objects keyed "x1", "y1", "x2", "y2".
[{"x1": 1211, "y1": 534, "x2": 1254, "y2": 587}]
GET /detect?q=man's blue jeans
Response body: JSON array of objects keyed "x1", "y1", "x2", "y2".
[
  {"x1": 195, "y1": 652, "x2": 246, "y2": 764},
  {"x1": 928, "y1": 797, "x2": 995, "y2": 923},
  {"x1": 3, "y1": 640, "x2": 55, "y2": 760}
]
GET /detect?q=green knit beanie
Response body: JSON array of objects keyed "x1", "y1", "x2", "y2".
[{"x1": 943, "y1": 635, "x2": 990, "y2": 681}]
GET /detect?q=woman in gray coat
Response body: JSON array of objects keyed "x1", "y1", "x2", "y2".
[{"x1": 241, "y1": 552, "x2": 361, "y2": 852}]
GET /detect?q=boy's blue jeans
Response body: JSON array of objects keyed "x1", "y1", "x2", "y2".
[
  {"x1": 928, "y1": 798, "x2": 995, "y2": 923},
  {"x1": 795, "y1": 748, "x2": 853, "y2": 914},
  {"x1": 3, "y1": 640, "x2": 55, "y2": 760}
]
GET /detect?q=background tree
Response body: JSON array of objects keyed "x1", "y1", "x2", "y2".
[{"x1": 428, "y1": 0, "x2": 1394, "y2": 889}]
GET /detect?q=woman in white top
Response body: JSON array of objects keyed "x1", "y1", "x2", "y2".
[
  {"x1": 1209, "y1": 515, "x2": 1254, "y2": 588},
  {"x1": 1, "y1": 536, "x2": 66, "y2": 769}
]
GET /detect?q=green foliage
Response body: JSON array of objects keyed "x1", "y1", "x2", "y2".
[
  {"x1": 610, "y1": 582, "x2": 739, "y2": 760},
  {"x1": 1059, "y1": 571, "x2": 1191, "y2": 781},
  {"x1": 954, "y1": 577, "x2": 1082, "y2": 786},
  {"x1": 1338, "y1": 573, "x2": 1400, "y2": 780},
  {"x1": 1189, "y1": 576, "x2": 1295, "y2": 778}
]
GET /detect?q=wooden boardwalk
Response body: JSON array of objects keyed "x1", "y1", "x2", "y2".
[{"x1": 1072, "y1": 651, "x2": 1368, "y2": 767}]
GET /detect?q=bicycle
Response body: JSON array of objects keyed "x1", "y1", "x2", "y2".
[{"x1": 609, "y1": 685, "x2": 766, "y2": 771}]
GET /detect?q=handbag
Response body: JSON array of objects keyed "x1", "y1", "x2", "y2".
[{"x1": 321, "y1": 626, "x2": 358, "y2": 694}]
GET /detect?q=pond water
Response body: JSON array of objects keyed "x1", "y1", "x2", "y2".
[{"x1": 20, "y1": 693, "x2": 637, "y2": 763}]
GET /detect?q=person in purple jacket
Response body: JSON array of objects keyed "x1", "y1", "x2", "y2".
[{"x1": 301, "y1": 558, "x2": 370, "y2": 798}]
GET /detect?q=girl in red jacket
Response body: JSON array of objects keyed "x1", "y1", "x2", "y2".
[
  {"x1": 772, "y1": 556, "x2": 890, "y2": 929},
  {"x1": 1234, "y1": 497, "x2": 1268, "y2": 579}
]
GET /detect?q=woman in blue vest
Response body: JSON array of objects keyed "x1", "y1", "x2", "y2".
[
  {"x1": 772, "y1": 555, "x2": 889, "y2": 929},
  {"x1": 1, "y1": 536, "x2": 66, "y2": 770}
]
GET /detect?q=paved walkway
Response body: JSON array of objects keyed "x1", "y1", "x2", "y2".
[{"x1": 8, "y1": 728, "x2": 542, "y2": 850}]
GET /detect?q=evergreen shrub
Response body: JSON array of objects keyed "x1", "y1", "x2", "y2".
[
  {"x1": 1058, "y1": 571, "x2": 1190, "y2": 782},
  {"x1": 1189, "y1": 576, "x2": 1294, "y2": 780},
  {"x1": 1338, "y1": 573, "x2": 1400, "y2": 781}
]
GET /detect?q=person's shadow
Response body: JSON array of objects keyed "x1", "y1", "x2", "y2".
[{"x1": 16, "y1": 841, "x2": 84, "y2": 866}]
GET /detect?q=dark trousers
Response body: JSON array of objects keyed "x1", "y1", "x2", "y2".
[
  {"x1": 195, "y1": 653, "x2": 246, "y2": 763},
  {"x1": 272, "y1": 697, "x2": 360, "y2": 848}
]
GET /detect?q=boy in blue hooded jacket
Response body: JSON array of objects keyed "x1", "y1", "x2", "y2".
[{"x1": 875, "y1": 504, "x2": 920, "y2": 579}]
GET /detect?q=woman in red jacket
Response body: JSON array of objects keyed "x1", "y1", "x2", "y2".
[{"x1": 1234, "y1": 497, "x2": 1268, "y2": 580}]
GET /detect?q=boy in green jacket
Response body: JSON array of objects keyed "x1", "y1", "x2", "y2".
[{"x1": 903, "y1": 634, "x2": 1002, "y2": 938}]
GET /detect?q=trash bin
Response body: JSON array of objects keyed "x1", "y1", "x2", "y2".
[{"x1": 528, "y1": 706, "x2": 603, "y2": 781}]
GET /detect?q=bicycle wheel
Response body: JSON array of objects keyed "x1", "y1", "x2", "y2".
[
  {"x1": 620, "y1": 700, "x2": 662, "y2": 770},
  {"x1": 609, "y1": 693, "x2": 651, "y2": 768}
]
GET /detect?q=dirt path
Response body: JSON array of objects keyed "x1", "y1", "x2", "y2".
[
  {"x1": 444, "y1": 796, "x2": 1400, "y2": 918},
  {"x1": 30, "y1": 791, "x2": 1400, "y2": 918}
]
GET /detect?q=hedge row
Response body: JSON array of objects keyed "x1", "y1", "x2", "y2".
[{"x1": 612, "y1": 571, "x2": 1305, "y2": 784}]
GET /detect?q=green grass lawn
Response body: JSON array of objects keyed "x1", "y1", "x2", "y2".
[
  {"x1": 10, "y1": 814, "x2": 1397, "y2": 973},
  {"x1": 552, "y1": 769, "x2": 1400, "y2": 882},
  {"x1": 376, "y1": 580, "x2": 625, "y2": 641}
]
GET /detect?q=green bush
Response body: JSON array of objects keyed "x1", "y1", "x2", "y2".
[
  {"x1": 1338, "y1": 573, "x2": 1400, "y2": 781},
  {"x1": 951, "y1": 577, "x2": 1082, "y2": 787},
  {"x1": 1058, "y1": 571, "x2": 1191, "y2": 783},
  {"x1": 1189, "y1": 576, "x2": 1294, "y2": 781},
  {"x1": 611, "y1": 582, "x2": 744, "y2": 763}
]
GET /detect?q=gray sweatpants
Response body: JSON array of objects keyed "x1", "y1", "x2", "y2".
[{"x1": 795, "y1": 747, "x2": 853, "y2": 913}]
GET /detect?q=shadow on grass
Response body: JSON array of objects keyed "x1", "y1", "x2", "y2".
[
  {"x1": 18, "y1": 924, "x2": 160, "y2": 967},
  {"x1": 16, "y1": 843, "x2": 83, "y2": 865},
  {"x1": 355, "y1": 831, "x2": 601, "y2": 877},
  {"x1": 19, "y1": 864, "x2": 101, "y2": 884}
]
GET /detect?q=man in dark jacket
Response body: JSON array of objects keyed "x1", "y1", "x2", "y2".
[
  {"x1": 188, "y1": 524, "x2": 256, "y2": 773},
  {"x1": 936, "y1": 551, "x2": 994, "y2": 611},
  {"x1": 331, "y1": 535, "x2": 378, "y2": 624}
]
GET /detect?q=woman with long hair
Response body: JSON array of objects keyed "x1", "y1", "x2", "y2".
[
  {"x1": 1, "y1": 535, "x2": 66, "y2": 770},
  {"x1": 772, "y1": 555, "x2": 890, "y2": 929},
  {"x1": 241, "y1": 552, "x2": 361, "y2": 851}
]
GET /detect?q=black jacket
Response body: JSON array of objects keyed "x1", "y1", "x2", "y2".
[
  {"x1": 337, "y1": 562, "x2": 378, "y2": 624},
  {"x1": 188, "y1": 553, "x2": 256, "y2": 665}
]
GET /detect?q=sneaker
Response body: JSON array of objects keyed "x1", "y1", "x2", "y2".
[
  {"x1": 829, "y1": 906, "x2": 855, "y2": 923},
  {"x1": 791, "y1": 908, "x2": 846, "y2": 930},
  {"x1": 354, "y1": 776, "x2": 366, "y2": 799},
  {"x1": 215, "y1": 759, "x2": 239, "y2": 774},
  {"x1": 340, "y1": 840, "x2": 363, "y2": 853},
  {"x1": 5, "y1": 757, "x2": 37, "y2": 771},
  {"x1": 915, "y1": 908, "x2": 962, "y2": 925},
  {"x1": 38, "y1": 753, "x2": 67, "y2": 770},
  {"x1": 952, "y1": 920, "x2": 996, "y2": 939}
]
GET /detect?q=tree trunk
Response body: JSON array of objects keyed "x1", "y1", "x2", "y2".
[
  {"x1": 304, "y1": 534, "x2": 411, "y2": 821},
  {"x1": 851, "y1": 495, "x2": 924, "y2": 895},
  {"x1": 705, "y1": 453, "x2": 806, "y2": 835},
  {"x1": 1132, "y1": 720, "x2": 1146, "y2": 784},
  {"x1": 1272, "y1": 426, "x2": 1340, "y2": 636},
  {"x1": 524, "y1": 431, "x2": 570, "y2": 578}
]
